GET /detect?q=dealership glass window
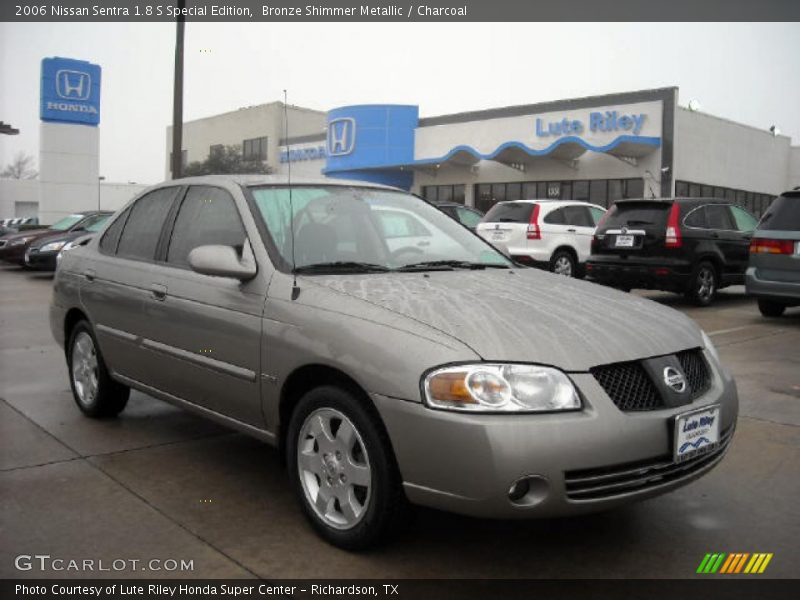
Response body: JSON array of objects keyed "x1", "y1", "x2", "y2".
[
  {"x1": 676, "y1": 181, "x2": 774, "y2": 217},
  {"x1": 689, "y1": 183, "x2": 702, "y2": 198},
  {"x1": 506, "y1": 183, "x2": 523, "y2": 201},
  {"x1": 166, "y1": 186, "x2": 248, "y2": 267},
  {"x1": 589, "y1": 180, "x2": 608, "y2": 206},
  {"x1": 116, "y1": 188, "x2": 179, "y2": 261},
  {"x1": 424, "y1": 185, "x2": 466, "y2": 205},
  {"x1": 243, "y1": 137, "x2": 268, "y2": 161},
  {"x1": 573, "y1": 180, "x2": 590, "y2": 201},
  {"x1": 675, "y1": 181, "x2": 689, "y2": 197},
  {"x1": 491, "y1": 183, "x2": 507, "y2": 203}
]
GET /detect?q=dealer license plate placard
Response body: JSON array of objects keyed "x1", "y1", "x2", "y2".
[{"x1": 674, "y1": 405, "x2": 720, "y2": 463}]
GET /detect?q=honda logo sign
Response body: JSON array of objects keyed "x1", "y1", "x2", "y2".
[{"x1": 327, "y1": 118, "x2": 356, "y2": 156}]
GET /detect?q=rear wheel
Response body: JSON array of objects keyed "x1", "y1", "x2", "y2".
[
  {"x1": 67, "y1": 320, "x2": 129, "y2": 418},
  {"x1": 686, "y1": 261, "x2": 717, "y2": 306},
  {"x1": 550, "y1": 250, "x2": 576, "y2": 277},
  {"x1": 758, "y1": 299, "x2": 786, "y2": 318},
  {"x1": 287, "y1": 386, "x2": 406, "y2": 550}
]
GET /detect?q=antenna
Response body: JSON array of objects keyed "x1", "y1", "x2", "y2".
[{"x1": 283, "y1": 90, "x2": 299, "y2": 298}]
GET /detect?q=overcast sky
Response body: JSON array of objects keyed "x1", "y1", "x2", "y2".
[{"x1": 1, "y1": 22, "x2": 799, "y2": 183}]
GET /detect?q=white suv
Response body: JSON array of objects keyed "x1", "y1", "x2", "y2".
[{"x1": 476, "y1": 200, "x2": 606, "y2": 277}]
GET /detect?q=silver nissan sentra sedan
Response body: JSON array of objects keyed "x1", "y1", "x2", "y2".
[{"x1": 50, "y1": 175, "x2": 738, "y2": 549}]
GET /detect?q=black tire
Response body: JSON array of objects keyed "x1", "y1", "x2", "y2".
[
  {"x1": 286, "y1": 385, "x2": 407, "y2": 550},
  {"x1": 67, "y1": 320, "x2": 129, "y2": 418},
  {"x1": 686, "y1": 261, "x2": 718, "y2": 307},
  {"x1": 550, "y1": 249, "x2": 576, "y2": 277},
  {"x1": 758, "y1": 299, "x2": 786, "y2": 318}
]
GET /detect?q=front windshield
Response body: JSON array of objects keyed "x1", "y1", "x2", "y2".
[
  {"x1": 85, "y1": 214, "x2": 111, "y2": 232},
  {"x1": 50, "y1": 214, "x2": 84, "y2": 231},
  {"x1": 250, "y1": 186, "x2": 511, "y2": 272}
]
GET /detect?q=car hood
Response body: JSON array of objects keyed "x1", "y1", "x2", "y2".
[
  {"x1": 309, "y1": 268, "x2": 703, "y2": 371},
  {"x1": 29, "y1": 229, "x2": 84, "y2": 249},
  {"x1": 0, "y1": 227, "x2": 50, "y2": 242}
]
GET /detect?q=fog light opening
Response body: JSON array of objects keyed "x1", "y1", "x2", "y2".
[
  {"x1": 507, "y1": 475, "x2": 549, "y2": 507},
  {"x1": 508, "y1": 479, "x2": 530, "y2": 502}
]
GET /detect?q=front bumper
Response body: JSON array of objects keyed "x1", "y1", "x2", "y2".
[
  {"x1": 24, "y1": 248, "x2": 58, "y2": 270},
  {"x1": 373, "y1": 349, "x2": 737, "y2": 519},
  {"x1": 745, "y1": 267, "x2": 800, "y2": 304}
]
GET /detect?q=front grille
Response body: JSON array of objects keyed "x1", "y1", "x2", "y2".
[
  {"x1": 591, "y1": 361, "x2": 663, "y2": 411},
  {"x1": 564, "y1": 426, "x2": 734, "y2": 501},
  {"x1": 677, "y1": 349, "x2": 711, "y2": 400},
  {"x1": 591, "y1": 348, "x2": 712, "y2": 412}
]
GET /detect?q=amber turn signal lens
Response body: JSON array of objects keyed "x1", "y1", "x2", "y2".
[{"x1": 427, "y1": 371, "x2": 476, "y2": 403}]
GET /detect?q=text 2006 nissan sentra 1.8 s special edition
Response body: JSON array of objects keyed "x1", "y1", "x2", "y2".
[{"x1": 50, "y1": 176, "x2": 738, "y2": 549}]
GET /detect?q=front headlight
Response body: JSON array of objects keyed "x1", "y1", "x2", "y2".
[
  {"x1": 423, "y1": 363, "x2": 581, "y2": 413},
  {"x1": 40, "y1": 241, "x2": 66, "y2": 253},
  {"x1": 701, "y1": 330, "x2": 720, "y2": 363}
]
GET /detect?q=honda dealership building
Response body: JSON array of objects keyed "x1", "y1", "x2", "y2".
[{"x1": 172, "y1": 87, "x2": 799, "y2": 218}]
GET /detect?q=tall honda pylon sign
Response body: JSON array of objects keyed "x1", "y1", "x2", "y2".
[{"x1": 39, "y1": 57, "x2": 102, "y2": 223}]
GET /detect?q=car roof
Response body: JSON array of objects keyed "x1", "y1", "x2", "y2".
[
  {"x1": 165, "y1": 174, "x2": 402, "y2": 192},
  {"x1": 493, "y1": 199, "x2": 604, "y2": 208},
  {"x1": 615, "y1": 197, "x2": 734, "y2": 205}
]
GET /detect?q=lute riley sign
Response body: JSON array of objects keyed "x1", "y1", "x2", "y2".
[
  {"x1": 40, "y1": 57, "x2": 102, "y2": 126},
  {"x1": 535, "y1": 111, "x2": 647, "y2": 137}
]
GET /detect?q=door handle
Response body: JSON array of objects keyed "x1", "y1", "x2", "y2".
[
  {"x1": 567, "y1": 228, "x2": 577, "y2": 233},
  {"x1": 710, "y1": 232, "x2": 720, "y2": 239},
  {"x1": 417, "y1": 241, "x2": 430, "y2": 247},
  {"x1": 150, "y1": 283, "x2": 168, "y2": 301},
  {"x1": 83, "y1": 269, "x2": 96, "y2": 282}
]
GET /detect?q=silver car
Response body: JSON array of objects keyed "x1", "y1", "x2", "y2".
[
  {"x1": 746, "y1": 189, "x2": 800, "y2": 317},
  {"x1": 50, "y1": 176, "x2": 738, "y2": 549}
]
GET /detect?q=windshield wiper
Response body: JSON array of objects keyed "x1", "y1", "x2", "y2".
[
  {"x1": 397, "y1": 260, "x2": 510, "y2": 271},
  {"x1": 294, "y1": 261, "x2": 391, "y2": 274},
  {"x1": 625, "y1": 220, "x2": 654, "y2": 226}
]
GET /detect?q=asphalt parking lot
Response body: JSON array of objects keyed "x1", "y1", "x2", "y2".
[{"x1": 1, "y1": 263, "x2": 798, "y2": 580}]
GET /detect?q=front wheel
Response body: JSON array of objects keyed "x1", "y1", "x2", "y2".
[
  {"x1": 287, "y1": 386, "x2": 407, "y2": 550},
  {"x1": 758, "y1": 299, "x2": 786, "y2": 318},
  {"x1": 686, "y1": 261, "x2": 717, "y2": 306},
  {"x1": 67, "y1": 320, "x2": 129, "y2": 418}
]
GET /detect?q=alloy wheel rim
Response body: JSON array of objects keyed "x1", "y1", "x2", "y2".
[
  {"x1": 297, "y1": 408, "x2": 372, "y2": 530},
  {"x1": 554, "y1": 256, "x2": 573, "y2": 276},
  {"x1": 71, "y1": 332, "x2": 99, "y2": 406},
  {"x1": 697, "y1": 268, "x2": 715, "y2": 301}
]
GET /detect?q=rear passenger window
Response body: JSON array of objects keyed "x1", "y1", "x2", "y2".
[
  {"x1": 684, "y1": 206, "x2": 707, "y2": 229},
  {"x1": 562, "y1": 205, "x2": 593, "y2": 227},
  {"x1": 117, "y1": 188, "x2": 178, "y2": 260},
  {"x1": 705, "y1": 205, "x2": 735, "y2": 230},
  {"x1": 730, "y1": 206, "x2": 758, "y2": 232},
  {"x1": 544, "y1": 208, "x2": 566, "y2": 225},
  {"x1": 167, "y1": 186, "x2": 247, "y2": 267},
  {"x1": 99, "y1": 208, "x2": 130, "y2": 255}
]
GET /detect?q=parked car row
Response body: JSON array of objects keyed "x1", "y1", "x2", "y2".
[{"x1": 0, "y1": 211, "x2": 111, "y2": 270}]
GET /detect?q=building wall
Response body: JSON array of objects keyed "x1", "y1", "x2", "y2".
[
  {"x1": 0, "y1": 179, "x2": 147, "y2": 224},
  {"x1": 165, "y1": 103, "x2": 326, "y2": 178},
  {"x1": 0, "y1": 179, "x2": 40, "y2": 220},
  {"x1": 675, "y1": 108, "x2": 792, "y2": 195},
  {"x1": 789, "y1": 147, "x2": 800, "y2": 190}
]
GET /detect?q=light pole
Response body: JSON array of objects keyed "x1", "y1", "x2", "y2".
[
  {"x1": 171, "y1": 0, "x2": 186, "y2": 179},
  {"x1": 97, "y1": 176, "x2": 105, "y2": 211}
]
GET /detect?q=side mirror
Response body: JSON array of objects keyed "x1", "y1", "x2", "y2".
[{"x1": 188, "y1": 244, "x2": 257, "y2": 281}]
